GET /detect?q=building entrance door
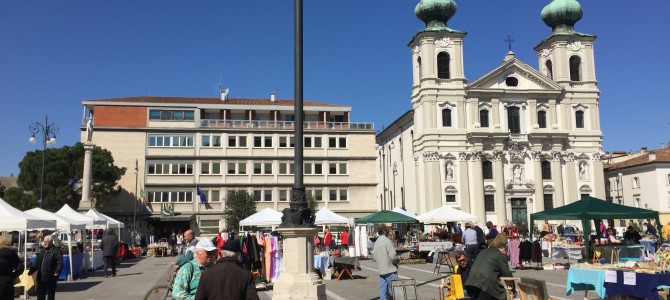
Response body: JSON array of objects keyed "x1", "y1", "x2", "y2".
[{"x1": 511, "y1": 198, "x2": 528, "y2": 235}]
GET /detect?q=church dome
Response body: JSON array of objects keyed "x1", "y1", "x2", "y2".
[
  {"x1": 415, "y1": 0, "x2": 457, "y2": 30},
  {"x1": 541, "y1": 0, "x2": 583, "y2": 32}
]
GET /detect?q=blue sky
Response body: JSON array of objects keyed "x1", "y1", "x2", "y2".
[{"x1": 1, "y1": 1, "x2": 669, "y2": 176}]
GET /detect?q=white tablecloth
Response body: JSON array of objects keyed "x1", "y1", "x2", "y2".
[{"x1": 552, "y1": 247, "x2": 583, "y2": 259}]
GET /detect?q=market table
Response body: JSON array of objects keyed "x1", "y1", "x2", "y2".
[
  {"x1": 593, "y1": 244, "x2": 644, "y2": 262},
  {"x1": 640, "y1": 240, "x2": 657, "y2": 253},
  {"x1": 604, "y1": 270, "x2": 670, "y2": 300},
  {"x1": 552, "y1": 246, "x2": 583, "y2": 260},
  {"x1": 313, "y1": 254, "x2": 330, "y2": 273},
  {"x1": 566, "y1": 267, "x2": 607, "y2": 298},
  {"x1": 331, "y1": 256, "x2": 360, "y2": 280}
]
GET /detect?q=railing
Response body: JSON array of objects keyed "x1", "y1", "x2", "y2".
[{"x1": 200, "y1": 119, "x2": 374, "y2": 131}]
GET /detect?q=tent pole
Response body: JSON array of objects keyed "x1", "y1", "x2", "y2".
[
  {"x1": 24, "y1": 230, "x2": 28, "y2": 300},
  {"x1": 68, "y1": 233, "x2": 74, "y2": 281}
]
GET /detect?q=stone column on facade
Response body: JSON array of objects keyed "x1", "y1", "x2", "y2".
[
  {"x1": 564, "y1": 153, "x2": 578, "y2": 204},
  {"x1": 423, "y1": 152, "x2": 442, "y2": 211},
  {"x1": 493, "y1": 152, "x2": 506, "y2": 223},
  {"x1": 273, "y1": 227, "x2": 325, "y2": 300},
  {"x1": 458, "y1": 152, "x2": 471, "y2": 213},
  {"x1": 551, "y1": 152, "x2": 565, "y2": 207},
  {"x1": 469, "y1": 153, "x2": 486, "y2": 224},
  {"x1": 492, "y1": 99, "x2": 500, "y2": 129},
  {"x1": 470, "y1": 98, "x2": 479, "y2": 128},
  {"x1": 591, "y1": 154, "x2": 606, "y2": 199},
  {"x1": 458, "y1": 101, "x2": 466, "y2": 129},
  {"x1": 549, "y1": 100, "x2": 558, "y2": 129},
  {"x1": 78, "y1": 143, "x2": 95, "y2": 212},
  {"x1": 528, "y1": 99, "x2": 537, "y2": 127},
  {"x1": 532, "y1": 152, "x2": 545, "y2": 212}
]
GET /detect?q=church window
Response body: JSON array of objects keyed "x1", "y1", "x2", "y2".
[
  {"x1": 507, "y1": 107, "x2": 520, "y2": 134},
  {"x1": 437, "y1": 52, "x2": 450, "y2": 79},
  {"x1": 441, "y1": 108, "x2": 452, "y2": 127},
  {"x1": 445, "y1": 194, "x2": 456, "y2": 203},
  {"x1": 541, "y1": 161, "x2": 552, "y2": 180},
  {"x1": 484, "y1": 195, "x2": 495, "y2": 212},
  {"x1": 505, "y1": 77, "x2": 518, "y2": 87},
  {"x1": 545, "y1": 60, "x2": 553, "y2": 79},
  {"x1": 575, "y1": 110, "x2": 584, "y2": 128},
  {"x1": 537, "y1": 110, "x2": 547, "y2": 128},
  {"x1": 479, "y1": 109, "x2": 489, "y2": 128},
  {"x1": 482, "y1": 161, "x2": 493, "y2": 179},
  {"x1": 543, "y1": 193, "x2": 554, "y2": 210},
  {"x1": 569, "y1": 56, "x2": 581, "y2": 81}
]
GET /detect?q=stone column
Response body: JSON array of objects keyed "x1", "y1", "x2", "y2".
[
  {"x1": 273, "y1": 227, "x2": 325, "y2": 300},
  {"x1": 564, "y1": 153, "x2": 578, "y2": 204},
  {"x1": 78, "y1": 143, "x2": 95, "y2": 211},
  {"x1": 532, "y1": 152, "x2": 545, "y2": 212},
  {"x1": 492, "y1": 99, "x2": 500, "y2": 129},
  {"x1": 424, "y1": 155, "x2": 442, "y2": 211},
  {"x1": 458, "y1": 153, "x2": 471, "y2": 213},
  {"x1": 493, "y1": 152, "x2": 506, "y2": 223},
  {"x1": 552, "y1": 153, "x2": 565, "y2": 207},
  {"x1": 469, "y1": 153, "x2": 485, "y2": 224},
  {"x1": 549, "y1": 100, "x2": 558, "y2": 129},
  {"x1": 592, "y1": 155, "x2": 606, "y2": 198}
]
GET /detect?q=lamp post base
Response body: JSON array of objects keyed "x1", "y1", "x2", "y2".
[{"x1": 272, "y1": 227, "x2": 325, "y2": 300}]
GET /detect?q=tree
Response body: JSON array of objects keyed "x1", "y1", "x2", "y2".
[
  {"x1": 0, "y1": 182, "x2": 5, "y2": 198},
  {"x1": 13, "y1": 142, "x2": 126, "y2": 211},
  {"x1": 306, "y1": 192, "x2": 318, "y2": 222},
  {"x1": 3, "y1": 187, "x2": 36, "y2": 211},
  {"x1": 223, "y1": 190, "x2": 257, "y2": 230}
]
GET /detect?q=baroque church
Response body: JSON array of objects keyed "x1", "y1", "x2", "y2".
[{"x1": 376, "y1": 0, "x2": 605, "y2": 232}]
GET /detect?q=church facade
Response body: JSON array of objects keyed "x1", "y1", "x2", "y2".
[{"x1": 377, "y1": 0, "x2": 605, "y2": 232}]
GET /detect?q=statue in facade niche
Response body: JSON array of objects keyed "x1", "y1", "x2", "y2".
[
  {"x1": 513, "y1": 165, "x2": 523, "y2": 184},
  {"x1": 446, "y1": 162, "x2": 454, "y2": 180},
  {"x1": 579, "y1": 162, "x2": 588, "y2": 179}
]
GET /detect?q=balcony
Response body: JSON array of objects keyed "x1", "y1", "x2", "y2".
[{"x1": 200, "y1": 119, "x2": 374, "y2": 131}]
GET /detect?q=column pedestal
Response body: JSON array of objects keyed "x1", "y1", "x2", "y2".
[
  {"x1": 273, "y1": 227, "x2": 326, "y2": 300},
  {"x1": 78, "y1": 143, "x2": 95, "y2": 212}
]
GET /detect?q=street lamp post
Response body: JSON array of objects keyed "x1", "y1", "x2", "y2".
[
  {"x1": 133, "y1": 159, "x2": 138, "y2": 233},
  {"x1": 617, "y1": 172, "x2": 623, "y2": 205},
  {"x1": 29, "y1": 115, "x2": 58, "y2": 208},
  {"x1": 375, "y1": 141, "x2": 395, "y2": 210}
]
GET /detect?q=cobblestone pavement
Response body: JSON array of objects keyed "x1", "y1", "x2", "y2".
[{"x1": 40, "y1": 255, "x2": 590, "y2": 300}]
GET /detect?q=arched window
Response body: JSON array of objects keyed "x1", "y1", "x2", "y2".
[
  {"x1": 442, "y1": 108, "x2": 452, "y2": 127},
  {"x1": 482, "y1": 161, "x2": 493, "y2": 179},
  {"x1": 575, "y1": 110, "x2": 585, "y2": 128},
  {"x1": 507, "y1": 106, "x2": 520, "y2": 134},
  {"x1": 541, "y1": 161, "x2": 552, "y2": 180},
  {"x1": 505, "y1": 77, "x2": 519, "y2": 87},
  {"x1": 537, "y1": 110, "x2": 547, "y2": 128},
  {"x1": 437, "y1": 52, "x2": 450, "y2": 79},
  {"x1": 569, "y1": 56, "x2": 581, "y2": 81},
  {"x1": 417, "y1": 57, "x2": 422, "y2": 78},
  {"x1": 479, "y1": 109, "x2": 489, "y2": 128},
  {"x1": 545, "y1": 60, "x2": 553, "y2": 79}
]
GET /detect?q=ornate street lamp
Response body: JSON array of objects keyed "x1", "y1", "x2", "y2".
[{"x1": 29, "y1": 115, "x2": 59, "y2": 208}]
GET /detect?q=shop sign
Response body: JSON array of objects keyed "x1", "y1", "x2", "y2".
[{"x1": 161, "y1": 202, "x2": 174, "y2": 216}]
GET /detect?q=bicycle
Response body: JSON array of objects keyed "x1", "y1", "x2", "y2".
[{"x1": 144, "y1": 266, "x2": 176, "y2": 300}]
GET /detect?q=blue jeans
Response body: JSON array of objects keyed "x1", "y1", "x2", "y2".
[{"x1": 379, "y1": 272, "x2": 398, "y2": 300}]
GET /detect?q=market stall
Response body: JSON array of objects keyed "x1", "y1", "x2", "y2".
[
  {"x1": 55, "y1": 204, "x2": 106, "y2": 271},
  {"x1": 239, "y1": 208, "x2": 282, "y2": 227},
  {"x1": 354, "y1": 210, "x2": 417, "y2": 259},
  {"x1": 315, "y1": 207, "x2": 348, "y2": 225},
  {"x1": 530, "y1": 196, "x2": 660, "y2": 257}
]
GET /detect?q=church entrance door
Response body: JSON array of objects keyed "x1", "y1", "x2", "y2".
[{"x1": 511, "y1": 198, "x2": 528, "y2": 235}]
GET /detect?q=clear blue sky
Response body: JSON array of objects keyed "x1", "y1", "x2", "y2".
[{"x1": 1, "y1": 1, "x2": 669, "y2": 177}]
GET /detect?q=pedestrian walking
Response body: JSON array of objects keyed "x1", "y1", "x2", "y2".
[
  {"x1": 0, "y1": 235, "x2": 23, "y2": 299},
  {"x1": 462, "y1": 222, "x2": 479, "y2": 261},
  {"x1": 195, "y1": 239, "x2": 260, "y2": 300},
  {"x1": 372, "y1": 224, "x2": 398, "y2": 300},
  {"x1": 100, "y1": 229, "x2": 119, "y2": 277},
  {"x1": 29, "y1": 236, "x2": 63, "y2": 300},
  {"x1": 177, "y1": 232, "x2": 184, "y2": 255}
]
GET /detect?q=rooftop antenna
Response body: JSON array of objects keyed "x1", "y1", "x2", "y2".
[{"x1": 215, "y1": 75, "x2": 229, "y2": 100}]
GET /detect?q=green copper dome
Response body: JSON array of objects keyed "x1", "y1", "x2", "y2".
[
  {"x1": 415, "y1": 0, "x2": 457, "y2": 30},
  {"x1": 541, "y1": 0, "x2": 583, "y2": 33}
]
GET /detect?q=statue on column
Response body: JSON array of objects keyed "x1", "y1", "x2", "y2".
[{"x1": 86, "y1": 115, "x2": 94, "y2": 143}]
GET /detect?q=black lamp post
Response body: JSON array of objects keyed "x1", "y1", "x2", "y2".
[
  {"x1": 29, "y1": 115, "x2": 59, "y2": 208},
  {"x1": 133, "y1": 159, "x2": 138, "y2": 233}
]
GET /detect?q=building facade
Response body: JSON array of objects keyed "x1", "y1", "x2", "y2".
[
  {"x1": 377, "y1": 0, "x2": 605, "y2": 232},
  {"x1": 80, "y1": 93, "x2": 377, "y2": 238},
  {"x1": 604, "y1": 147, "x2": 670, "y2": 225}
]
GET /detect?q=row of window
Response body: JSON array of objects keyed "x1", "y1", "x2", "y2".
[
  {"x1": 607, "y1": 176, "x2": 644, "y2": 191},
  {"x1": 148, "y1": 161, "x2": 350, "y2": 176},
  {"x1": 149, "y1": 110, "x2": 195, "y2": 121},
  {"x1": 147, "y1": 188, "x2": 349, "y2": 203},
  {"x1": 451, "y1": 193, "x2": 584, "y2": 212},
  {"x1": 448, "y1": 161, "x2": 553, "y2": 180},
  {"x1": 150, "y1": 134, "x2": 347, "y2": 149},
  {"x1": 441, "y1": 107, "x2": 585, "y2": 130},
  {"x1": 545, "y1": 55, "x2": 582, "y2": 81}
]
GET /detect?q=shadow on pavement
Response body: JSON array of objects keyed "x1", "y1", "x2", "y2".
[{"x1": 57, "y1": 281, "x2": 103, "y2": 292}]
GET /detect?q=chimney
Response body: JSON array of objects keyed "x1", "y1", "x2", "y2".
[
  {"x1": 649, "y1": 153, "x2": 657, "y2": 161},
  {"x1": 220, "y1": 88, "x2": 230, "y2": 101},
  {"x1": 640, "y1": 147, "x2": 648, "y2": 153},
  {"x1": 270, "y1": 92, "x2": 276, "y2": 102}
]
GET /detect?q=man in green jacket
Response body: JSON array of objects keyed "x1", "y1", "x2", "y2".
[{"x1": 465, "y1": 233, "x2": 514, "y2": 300}]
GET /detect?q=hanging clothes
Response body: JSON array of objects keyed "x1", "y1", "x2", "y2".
[
  {"x1": 264, "y1": 235, "x2": 273, "y2": 282},
  {"x1": 360, "y1": 227, "x2": 369, "y2": 257},
  {"x1": 519, "y1": 240, "x2": 533, "y2": 262},
  {"x1": 531, "y1": 240, "x2": 543, "y2": 263},
  {"x1": 507, "y1": 240, "x2": 521, "y2": 265},
  {"x1": 272, "y1": 240, "x2": 283, "y2": 282},
  {"x1": 354, "y1": 227, "x2": 361, "y2": 257}
]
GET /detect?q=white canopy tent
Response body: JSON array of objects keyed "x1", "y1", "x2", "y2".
[
  {"x1": 56, "y1": 204, "x2": 105, "y2": 272},
  {"x1": 83, "y1": 209, "x2": 108, "y2": 230},
  {"x1": 417, "y1": 205, "x2": 479, "y2": 224},
  {"x1": 0, "y1": 198, "x2": 57, "y2": 297},
  {"x1": 87, "y1": 210, "x2": 124, "y2": 242},
  {"x1": 314, "y1": 207, "x2": 349, "y2": 225},
  {"x1": 391, "y1": 207, "x2": 418, "y2": 219},
  {"x1": 239, "y1": 208, "x2": 282, "y2": 227},
  {"x1": 25, "y1": 208, "x2": 87, "y2": 281}
]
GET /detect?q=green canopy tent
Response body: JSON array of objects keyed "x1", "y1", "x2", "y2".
[
  {"x1": 354, "y1": 210, "x2": 417, "y2": 224},
  {"x1": 530, "y1": 196, "x2": 660, "y2": 258}
]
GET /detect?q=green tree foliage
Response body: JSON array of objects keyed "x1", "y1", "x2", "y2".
[
  {"x1": 14, "y1": 143, "x2": 126, "y2": 211},
  {"x1": 223, "y1": 190, "x2": 257, "y2": 230},
  {"x1": 0, "y1": 183, "x2": 5, "y2": 198},
  {"x1": 306, "y1": 192, "x2": 317, "y2": 221},
  {"x1": 3, "y1": 187, "x2": 36, "y2": 211}
]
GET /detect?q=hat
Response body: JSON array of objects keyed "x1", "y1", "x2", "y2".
[
  {"x1": 195, "y1": 239, "x2": 217, "y2": 251},
  {"x1": 489, "y1": 233, "x2": 508, "y2": 248},
  {"x1": 464, "y1": 222, "x2": 473, "y2": 227},
  {"x1": 222, "y1": 239, "x2": 241, "y2": 253}
]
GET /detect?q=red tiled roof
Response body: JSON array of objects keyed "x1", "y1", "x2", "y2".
[
  {"x1": 84, "y1": 96, "x2": 347, "y2": 108},
  {"x1": 604, "y1": 148, "x2": 670, "y2": 170}
]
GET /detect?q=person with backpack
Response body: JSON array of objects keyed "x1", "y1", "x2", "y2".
[{"x1": 172, "y1": 239, "x2": 217, "y2": 300}]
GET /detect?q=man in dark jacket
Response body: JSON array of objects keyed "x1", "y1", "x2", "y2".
[
  {"x1": 195, "y1": 239, "x2": 259, "y2": 300},
  {"x1": 29, "y1": 236, "x2": 63, "y2": 300},
  {"x1": 100, "y1": 230, "x2": 119, "y2": 277},
  {"x1": 465, "y1": 233, "x2": 514, "y2": 300}
]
